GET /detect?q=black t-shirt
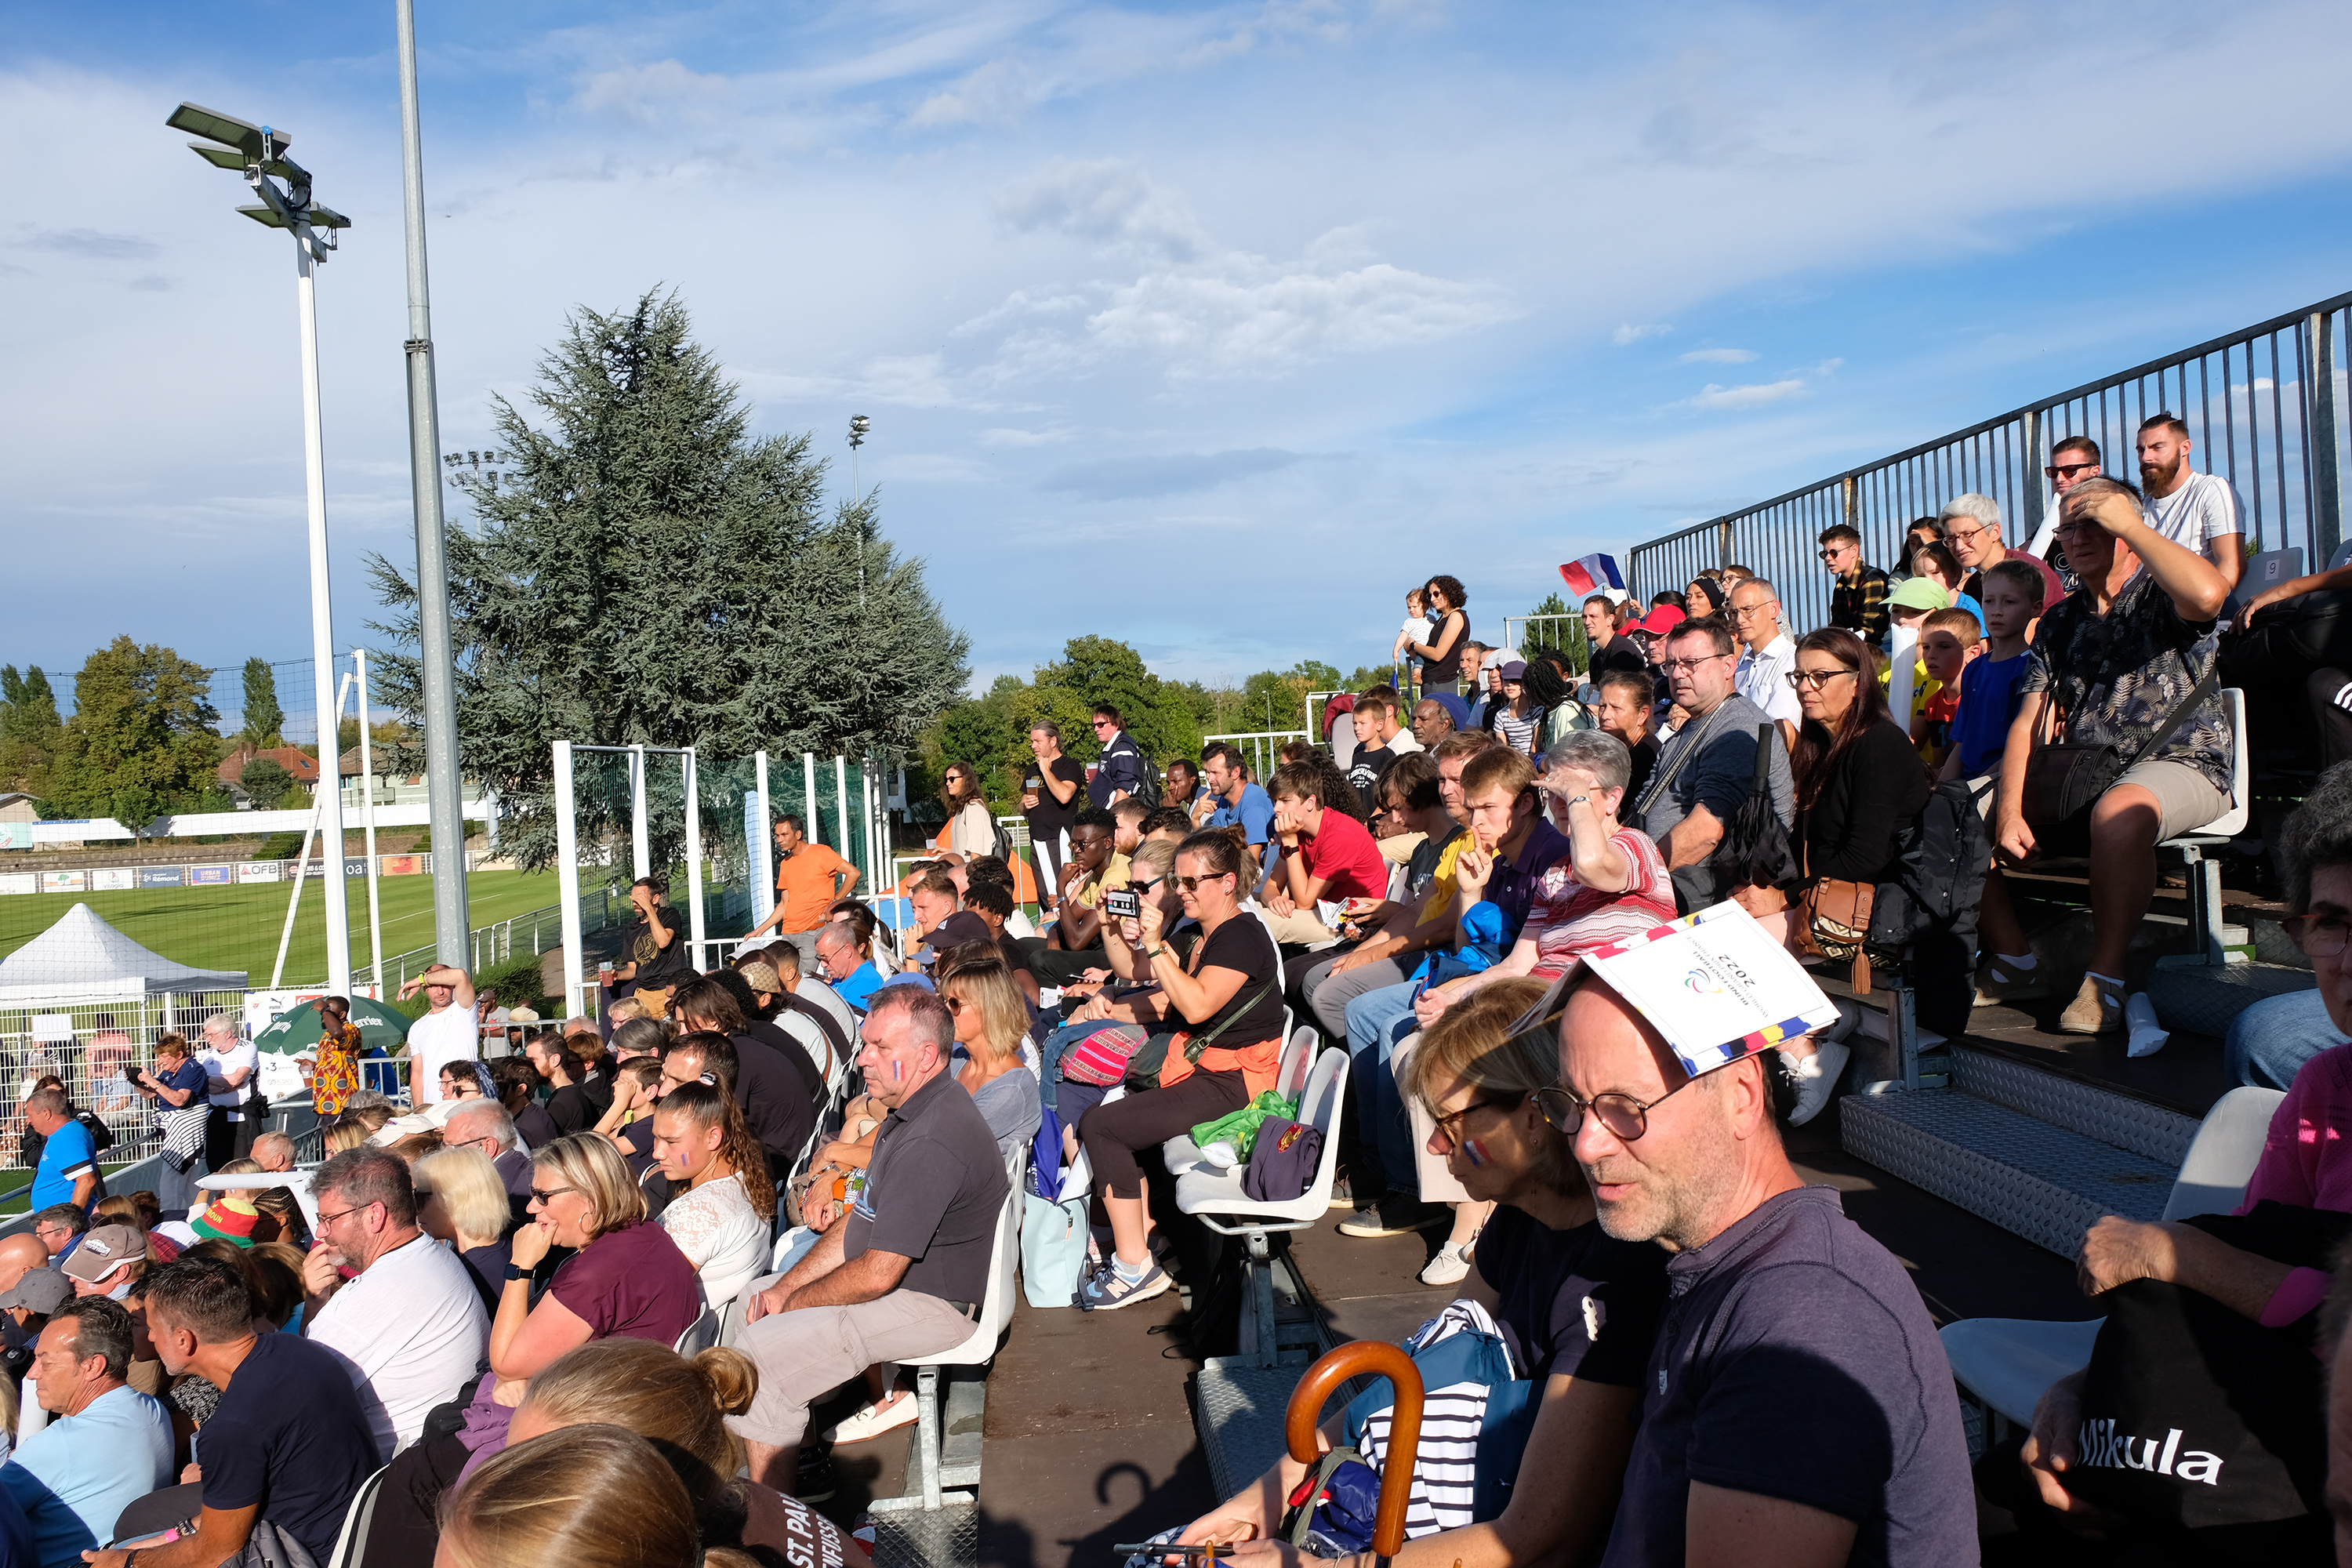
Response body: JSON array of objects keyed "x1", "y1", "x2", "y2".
[
  {"x1": 546, "y1": 1082, "x2": 595, "y2": 1137},
  {"x1": 1402, "y1": 825, "x2": 1463, "y2": 907},
  {"x1": 746, "y1": 1020, "x2": 827, "y2": 1109},
  {"x1": 1185, "y1": 915, "x2": 1286, "y2": 1045},
  {"x1": 199, "y1": 1332, "x2": 379, "y2": 1564},
  {"x1": 1591, "y1": 637, "x2": 1651, "y2": 679},
  {"x1": 1475, "y1": 1204, "x2": 1668, "y2": 1386},
  {"x1": 627, "y1": 905, "x2": 692, "y2": 985},
  {"x1": 730, "y1": 1032, "x2": 818, "y2": 1173},
  {"x1": 1024, "y1": 755, "x2": 1088, "y2": 838},
  {"x1": 1345, "y1": 744, "x2": 1395, "y2": 804},
  {"x1": 1624, "y1": 735, "x2": 1660, "y2": 804},
  {"x1": 1421, "y1": 609, "x2": 1468, "y2": 684},
  {"x1": 514, "y1": 1100, "x2": 561, "y2": 1152}
]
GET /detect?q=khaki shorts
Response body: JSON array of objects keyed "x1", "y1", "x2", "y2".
[{"x1": 2034, "y1": 757, "x2": 2229, "y2": 853}]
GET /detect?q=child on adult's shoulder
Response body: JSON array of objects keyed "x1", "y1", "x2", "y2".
[
  {"x1": 1915, "y1": 608, "x2": 1984, "y2": 768},
  {"x1": 1939, "y1": 557, "x2": 2048, "y2": 787}
]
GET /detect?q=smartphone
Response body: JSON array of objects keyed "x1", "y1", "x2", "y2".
[{"x1": 1105, "y1": 887, "x2": 1141, "y2": 919}]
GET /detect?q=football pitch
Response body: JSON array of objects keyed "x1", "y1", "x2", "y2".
[{"x1": 0, "y1": 868, "x2": 573, "y2": 985}]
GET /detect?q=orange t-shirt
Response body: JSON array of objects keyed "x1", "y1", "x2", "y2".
[{"x1": 775, "y1": 844, "x2": 855, "y2": 932}]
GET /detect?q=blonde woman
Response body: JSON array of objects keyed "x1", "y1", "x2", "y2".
[
  {"x1": 437, "y1": 1423, "x2": 761, "y2": 1568},
  {"x1": 650, "y1": 1079, "x2": 773, "y2": 1311},
  {"x1": 937, "y1": 949, "x2": 1043, "y2": 1160},
  {"x1": 416, "y1": 1144, "x2": 516, "y2": 1308},
  {"x1": 503, "y1": 1341, "x2": 855, "y2": 1564}
]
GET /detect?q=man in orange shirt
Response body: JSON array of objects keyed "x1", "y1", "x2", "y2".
[{"x1": 745, "y1": 813, "x2": 862, "y2": 967}]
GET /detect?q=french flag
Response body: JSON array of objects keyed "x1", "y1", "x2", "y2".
[{"x1": 1559, "y1": 554, "x2": 1628, "y2": 601}]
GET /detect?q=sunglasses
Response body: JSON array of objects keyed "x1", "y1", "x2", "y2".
[
  {"x1": 1176, "y1": 873, "x2": 1232, "y2": 891},
  {"x1": 2044, "y1": 461, "x2": 2098, "y2": 480},
  {"x1": 1533, "y1": 1077, "x2": 1700, "y2": 1142}
]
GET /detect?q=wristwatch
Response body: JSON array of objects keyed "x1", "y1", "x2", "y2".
[
  {"x1": 504, "y1": 1262, "x2": 532, "y2": 1281},
  {"x1": 1568, "y1": 795, "x2": 1591, "y2": 807}
]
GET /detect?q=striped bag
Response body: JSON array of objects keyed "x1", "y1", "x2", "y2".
[{"x1": 1343, "y1": 1300, "x2": 1538, "y2": 1537}]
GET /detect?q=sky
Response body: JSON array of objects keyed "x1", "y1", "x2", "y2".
[{"x1": 9, "y1": 0, "x2": 2352, "y2": 732}]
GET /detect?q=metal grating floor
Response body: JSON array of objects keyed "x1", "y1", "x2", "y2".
[
  {"x1": 1950, "y1": 1047, "x2": 2199, "y2": 1167},
  {"x1": 1841, "y1": 1089, "x2": 2175, "y2": 1258},
  {"x1": 870, "y1": 1501, "x2": 978, "y2": 1568},
  {"x1": 1196, "y1": 1359, "x2": 1305, "y2": 1503}
]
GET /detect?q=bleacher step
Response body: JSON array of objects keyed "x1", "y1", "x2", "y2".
[
  {"x1": 1946, "y1": 1047, "x2": 2198, "y2": 1167},
  {"x1": 1840, "y1": 1087, "x2": 2178, "y2": 1258}
]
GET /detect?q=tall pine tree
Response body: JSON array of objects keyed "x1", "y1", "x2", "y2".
[
  {"x1": 240, "y1": 657, "x2": 285, "y2": 746},
  {"x1": 0, "y1": 666, "x2": 64, "y2": 797},
  {"x1": 368, "y1": 289, "x2": 970, "y2": 873}
]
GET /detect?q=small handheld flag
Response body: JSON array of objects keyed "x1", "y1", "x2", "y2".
[{"x1": 1558, "y1": 554, "x2": 1628, "y2": 601}]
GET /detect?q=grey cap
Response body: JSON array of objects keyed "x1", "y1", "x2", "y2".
[{"x1": 0, "y1": 1268, "x2": 73, "y2": 1315}]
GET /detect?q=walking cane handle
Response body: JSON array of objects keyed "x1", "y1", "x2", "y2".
[{"x1": 1283, "y1": 1340, "x2": 1423, "y2": 1558}]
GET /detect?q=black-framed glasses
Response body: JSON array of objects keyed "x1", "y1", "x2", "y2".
[
  {"x1": 527, "y1": 1185, "x2": 578, "y2": 1205},
  {"x1": 1786, "y1": 669, "x2": 1860, "y2": 689},
  {"x1": 1533, "y1": 1076, "x2": 1700, "y2": 1142},
  {"x1": 2285, "y1": 914, "x2": 2352, "y2": 958},
  {"x1": 1431, "y1": 1094, "x2": 1523, "y2": 1146}
]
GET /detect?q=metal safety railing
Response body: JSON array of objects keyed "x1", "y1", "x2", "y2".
[
  {"x1": 1627, "y1": 290, "x2": 2351, "y2": 633},
  {"x1": 1497, "y1": 615, "x2": 1588, "y2": 673}
]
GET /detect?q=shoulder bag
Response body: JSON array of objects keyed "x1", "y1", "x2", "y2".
[
  {"x1": 1622, "y1": 699, "x2": 1727, "y2": 838},
  {"x1": 2020, "y1": 651, "x2": 2218, "y2": 826}
]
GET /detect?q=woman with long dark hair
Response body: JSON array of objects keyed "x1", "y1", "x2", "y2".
[
  {"x1": 939, "y1": 760, "x2": 994, "y2": 855},
  {"x1": 1774, "y1": 627, "x2": 1930, "y2": 1121},
  {"x1": 1404, "y1": 575, "x2": 1471, "y2": 694}
]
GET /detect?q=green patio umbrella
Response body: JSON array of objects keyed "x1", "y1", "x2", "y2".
[{"x1": 253, "y1": 996, "x2": 413, "y2": 1055}]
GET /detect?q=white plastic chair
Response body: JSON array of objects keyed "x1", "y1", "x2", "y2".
[
  {"x1": 324, "y1": 1463, "x2": 390, "y2": 1568},
  {"x1": 1160, "y1": 1025, "x2": 1319, "y2": 1178},
  {"x1": 2158, "y1": 688, "x2": 2250, "y2": 964},
  {"x1": 1172, "y1": 1046, "x2": 1350, "y2": 1368},
  {"x1": 869, "y1": 1145, "x2": 1026, "y2": 1513},
  {"x1": 1939, "y1": 1084, "x2": 2285, "y2": 1428}
]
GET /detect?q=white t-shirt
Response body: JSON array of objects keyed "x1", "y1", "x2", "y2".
[
  {"x1": 657, "y1": 1171, "x2": 768, "y2": 1311},
  {"x1": 2143, "y1": 470, "x2": 2245, "y2": 553},
  {"x1": 407, "y1": 1004, "x2": 480, "y2": 1105},
  {"x1": 306, "y1": 1232, "x2": 489, "y2": 1461},
  {"x1": 198, "y1": 1040, "x2": 257, "y2": 1112},
  {"x1": 1735, "y1": 633, "x2": 1802, "y2": 724}
]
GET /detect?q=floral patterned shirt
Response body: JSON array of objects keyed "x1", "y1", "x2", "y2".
[
  {"x1": 312, "y1": 1022, "x2": 364, "y2": 1115},
  {"x1": 2020, "y1": 568, "x2": 2230, "y2": 795}
]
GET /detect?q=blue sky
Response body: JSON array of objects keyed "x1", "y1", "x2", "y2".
[{"x1": 9, "y1": 0, "x2": 2352, "y2": 730}]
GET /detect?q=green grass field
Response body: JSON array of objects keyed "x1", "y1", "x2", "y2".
[{"x1": 0, "y1": 869, "x2": 569, "y2": 985}]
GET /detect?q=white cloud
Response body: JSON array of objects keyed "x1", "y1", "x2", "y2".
[
  {"x1": 1613, "y1": 323, "x2": 1672, "y2": 345},
  {"x1": 572, "y1": 60, "x2": 732, "y2": 125},
  {"x1": 1690, "y1": 379, "x2": 1807, "y2": 409},
  {"x1": 1680, "y1": 347, "x2": 1757, "y2": 364}
]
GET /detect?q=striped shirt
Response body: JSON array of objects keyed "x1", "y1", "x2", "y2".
[{"x1": 1528, "y1": 829, "x2": 1676, "y2": 977}]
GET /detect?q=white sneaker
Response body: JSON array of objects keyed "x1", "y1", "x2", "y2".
[
  {"x1": 822, "y1": 1390, "x2": 918, "y2": 1444},
  {"x1": 1419, "y1": 1241, "x2": 1473, "y2": 1287},
  {"x1": 1780, "y1": 1040, "x2": 1851, "y2": 1127},
  {"x1": 1822, "y1": 998, "x2": 1863, "y2": 1044}
]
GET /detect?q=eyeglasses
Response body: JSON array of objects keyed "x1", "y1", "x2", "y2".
[
  {"x1": 1091, "y1": 719, "x2": 1114, "y2": 729},
  {"x1": 1786, "y1": 669, "x2": 1860, "y2": 689},
  {"x1": 1131, "y1": 876, "x2": 1167, "y2": 892},
  {"x1": 2044, "y1": 462, "x2": 2098, "y2": 480},
  {"x1": 943, "y1": 995, "x2": 969, "y2": 1014},
  {"x1": 1533, "y1": 1076, "x2": 1700, "y2": 1142},
  {"x1": 1659, "y1": 655, "x2": 1730, "y2": 673},
  {"x1": 411, "y1": 1185, "x2": 435, "y2": 1200},
  {"x1": 2285, "y1": 914, "x2": 2352, "y2": 958},
  {"x1": 1817, "y1": 546, "x2": 1850, "y2": 560},
  {"x1": 527, "y1": 1185, "x2": 579, "y2": 1204},
  {"x1": 1176, "y1": 873, "x2": 1232, "y2": 891},
  {"x1": 1726, "y1": 604, "x2": 1773, "y2": 619},
  {"x1": 315, "y1": 1203, "x2": 371, "y2": 1228},
  {"x1": 1945, "y1": 524, "x2": 1991, "y2": 546},
  {"x1": 1430, "y1": 1094, "x2": 1523, "y2": 1146}
]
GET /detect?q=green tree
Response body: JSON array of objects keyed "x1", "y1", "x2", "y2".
[
  {"x1": 368, "y1": 289, "x2": 969, "y2": 874},
  {"x1": 1517, "y1": 591, "x2": 1588, "y2": 673},
  {"x1": 45, "y1": 637, "x2": 222, "y2": 831},
  {"x1": 1029, "y1": 636, "x2": 1203, "y2": 777},
  {"x1": 240, "y1": 657, "x2": 285, "y2": 746},
  {"x1": 0, "y1": 666, "x2": 64, "y2": 797},
  {"x1": 240, "y1": 757, "x2": 295, "y2": 808}
]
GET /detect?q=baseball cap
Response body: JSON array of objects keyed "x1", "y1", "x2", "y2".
[
  {"x1": 923, "y1": 912, "x2": 993, "y2": 953},
  {"x1": 1888, "y1": 576, "x2": 1951, "y2": 612},
  {"x1": 60, "y1": 1224, "x2": 146, "y2": 1285},
  {"x1": 1637, "y1": 604, "x2": 1689, "y2": 638},
  {"x1": 0, "y1": 1269, "x2": 72, "y2": 1315},
  {"x1": 1497, "y1": 659, "x2": 1528, "y2": 681}
]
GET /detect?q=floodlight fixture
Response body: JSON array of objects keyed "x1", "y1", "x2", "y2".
[{"x1": 165, "y1": 100, "x2": 289, "y2": 161}]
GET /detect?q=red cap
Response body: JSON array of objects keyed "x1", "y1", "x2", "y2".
[{"x1": 1637, "y1": 604, "x2": 1687, "y2": 637}]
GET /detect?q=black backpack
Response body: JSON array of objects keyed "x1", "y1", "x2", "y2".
[{"x1": 1863, "y1": 776, "x2": 1991, "y2": 1034}]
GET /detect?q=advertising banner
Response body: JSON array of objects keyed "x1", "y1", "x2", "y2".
[
  {"x1": 344, "y1": 859, "x2": 369, "y2": 879},
  {"x1": 380, "y1": 855, "x2": 421, "y2": 876},
  {"x1": 0, "y1": 824, "x2": 30, "y2": 850},
  {"x1": 39, "y1": 871, "x2": 85, "y2": 894},
  {"x1": 237, "y1": 862, "x2": 282, "y2": 884},
  {"x1": 90, "y1": 868, "x2": 136, "y2": 891},
  {"x1": 189, "y1": 865, "x2": 232, "y2": 886},
  {"x1": 0, "y1": 873, "x2": 34, "y2": 895},
  {"x1": 139, "y1": 866, "x2": 185, "y2": 888}
]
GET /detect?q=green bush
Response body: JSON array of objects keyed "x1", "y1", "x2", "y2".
[
  {"x1": 477, "y1": 951, "x2": 554, "y2": 1014},
  {"x1": 252, "y1": 831, "x2": 305, "y2": 862}
]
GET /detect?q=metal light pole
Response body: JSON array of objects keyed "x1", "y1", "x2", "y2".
[
  {"x1": 848, "y1": 414, "x2": 872, "y2": 607},
  {"x1": 168, "y1": 101, "x2": 354, "y2": 996},
  {"x1": 397, "y1": 0, "x2": 473, "y2": 971}
]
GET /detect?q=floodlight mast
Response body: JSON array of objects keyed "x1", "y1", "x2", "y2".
[
  {"x1": 165, "y1": 100, "x2": 353, "y2": 998},
  {"x1": 394, "y1": 0, "x2": 472, "y2": 972}
]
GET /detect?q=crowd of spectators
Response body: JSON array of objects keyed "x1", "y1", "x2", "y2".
[{"x1": 18, "y1": 419, "x2": 2349, "y2": 1566}]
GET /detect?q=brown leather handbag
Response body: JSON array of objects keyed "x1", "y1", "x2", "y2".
[{"x1": 1799, "y1": 877, "x2": 1878, "y2": 993}]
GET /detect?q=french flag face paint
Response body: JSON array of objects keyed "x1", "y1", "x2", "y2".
[
  {"x1": 892, "y1": 1060, "x2": 903, "y2": 1083},
  {"x1": 1462, "y1": 1138, "x2": 1490, "y2": 1169}
]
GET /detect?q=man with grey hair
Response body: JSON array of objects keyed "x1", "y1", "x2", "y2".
[
  {"x1": 2, "y1": 1295, "x2": 172, "y2": 1563},
  {"x1": 812, "y1": 919, "x2": 884, "y2": 1012},
  {"x1": 194, "y1": 1011, "x2": 258, "y2": 1173},
  {"x1": 1944, "y1": 492, "x2": 2063, "y2": 612},
  {"x1": 299, "y1": 1145, "x2": 486, "y2": 1461},
  {"x1": 730, "y1": 985, "x2": 1008, "y2": 1497},
  {"x1": 249, "y1": 1132, "x2": 295, "y2": 1174},
  {"x1": 1726, "y1": 576, "x2": 1800, "y2": 746},
  {"x1": 443, "y1": 1096, "x2": 533, "y2": 1209}
]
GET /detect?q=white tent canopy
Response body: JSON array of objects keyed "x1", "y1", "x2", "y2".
[{"x1": 0, "y1": 902, "x2": 249, "y2": 1001}]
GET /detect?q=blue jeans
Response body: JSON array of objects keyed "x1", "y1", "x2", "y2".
[
  {"x1": 1037, "y1": 1018, "x2": 1097, "y2": 1112},
  {"x1": 2226, "y1": 988, "x2": 2346, "y2": 1090},
  {"x1": 1344, "y1": 982, "x2": 1421, "y2": 1199}
]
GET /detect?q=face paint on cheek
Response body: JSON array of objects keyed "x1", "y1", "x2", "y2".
[
  {"x1": 892, "y1": 1060, "x2": 902, "y2": 1083},
  {"x1": 1462, "y1": 1139, "x2": 1488, "y2": 1169}
]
